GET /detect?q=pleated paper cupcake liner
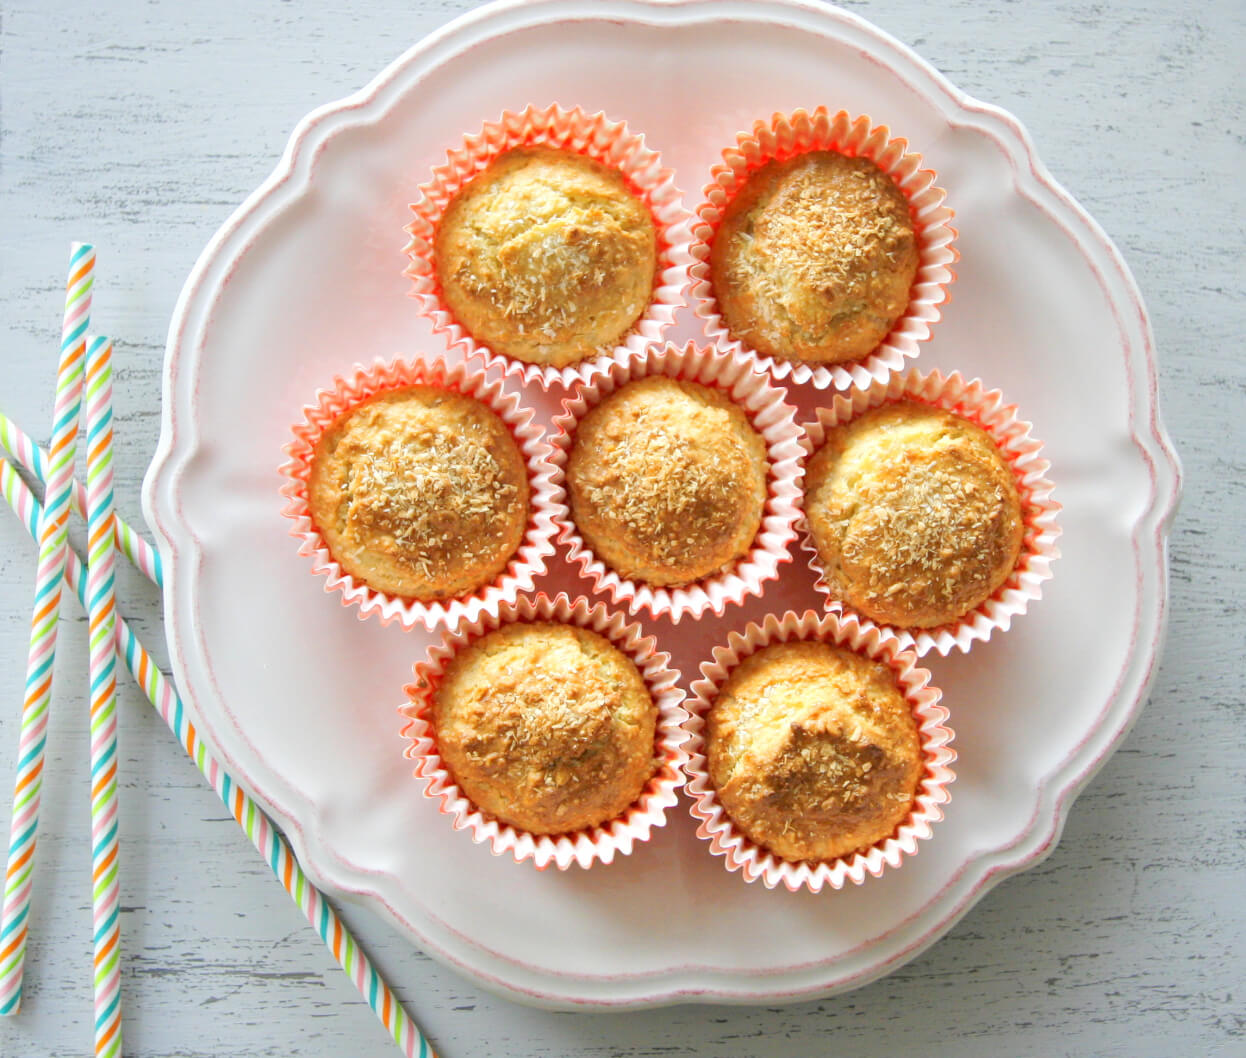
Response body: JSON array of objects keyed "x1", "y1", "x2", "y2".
[
  {"x1": 683, "y1": 609, "x2": 955, "y2": 893},
  {"x1": 797, "y1": 368, "x2": 1061, "y2": 656},
  {"x1": 399, "y1": 592, "x2": 689, "y2": 870},
  {"x1": 547, "y1": 340, "x2": 804, "y2": 623},
  {"x1": 279, "y1": 356, "x2": 558, "y2": 631},
  {"x1": 404, "y1": 103, "x2": 693, "y2": 390},
  {"x1": 690, "y1": 106, "x2": 957, "y2": 390}
]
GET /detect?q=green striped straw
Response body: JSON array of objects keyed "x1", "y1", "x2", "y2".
[
  {"x1": 0, "y1": 458, "x2": 435, "y2": 1058},
  {"x1": 0, "y1": 242, "x2": 94, "y2": 1014},
  {"x1": 0, "y1": 409, "x2": 162, "y2": 585},
  {"x1": 83, "y1": 336, "x2": 123, "y2": 1057}
]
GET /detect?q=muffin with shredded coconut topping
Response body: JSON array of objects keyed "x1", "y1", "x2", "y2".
[
  {"x1": 431, "y1": 621, "x2": 658, "y2": 834},
  {"x1": 566, "y1": 376, "x2": 768, "y2": 587},
  {"x1": 705, "y1": 639, "x2": 923, "y2": 863},
  {"x1": 710, "y1": 150, "x2": 918, "y2": 364},
  {"x1": 307, "y1": 386, "x2": 528, "y2": 599},
  {"x1": 434, "y1": 146, "x2": 657, "y2": 368},
  {"x1": 804, "y1": 401, "x2": 1024, "y2": 628}
]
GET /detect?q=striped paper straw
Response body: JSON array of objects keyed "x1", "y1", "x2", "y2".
[
  {"x1": 0, "y1": 408, "x2": 162, "y2": 585},
  {"x1": 0, "y1": 459, "x2": 435, "y2": 1058},
  {"x1": 0, "y1": 242, "x2": 94, "y2": 1015},
  {"x1": 82, "y1": 336, "x2": 123, "y2": 1057}
]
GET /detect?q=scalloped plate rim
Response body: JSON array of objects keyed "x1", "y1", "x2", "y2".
[{"x1": 141, "y1": 0, "x2": 1182, "y2": 1010}]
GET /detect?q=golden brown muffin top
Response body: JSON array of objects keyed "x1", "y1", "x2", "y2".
[
  {"x1": 805, "y1": 401, "x2": 1024, "y2": 629},
  {"x1": 434, "y1": 146, "x2": 657, "y2": 368},
  {"x1": 432, "y1": 622, "x2": 657, "y2": 835},
  {"x1": 567, "y1": 376, "x2": 768, "y2": 587},
  {"x1": 308, "y1": 386, "x2": 528, "y2": 600},
  {"x1": 711, "y1": 151, "x2": 918, "y2": 364},
  {"x1": 706, "y1": 640, "x2": 922, "y2": 863}
]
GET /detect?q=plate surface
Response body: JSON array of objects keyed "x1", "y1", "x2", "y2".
[{"x1": 142, "y1": 0, "x2": 1181, "y2": 1009}]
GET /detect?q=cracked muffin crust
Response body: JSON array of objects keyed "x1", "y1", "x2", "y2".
[{"x1": 705, "y1": 640, "x2": 923, "y2": 863}]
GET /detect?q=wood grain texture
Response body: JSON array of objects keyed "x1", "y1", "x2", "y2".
[{"x1": 1, "y1": 1, "x2": 1242, "y2": 1056}]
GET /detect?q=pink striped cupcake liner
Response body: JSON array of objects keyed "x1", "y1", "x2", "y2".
[
  {"x1": 797, "y1": 368, "x2": 1061, "y2": 656},
  {"x1": 278, "y1": 356, "x2": 558, "y2": 632},
  {"x1": 547, "y1": 340, "x2": 804, "y2": 623},
  {"x1": 399, "y1": 592, "x2": 689, "y2": 870},
  {"x1": 683, "y1": 609, "x2": 955, "y2": 893},
  {"x1": 690, "y1": 106, "x2": 958, "y2": 391},
  {"x1": 404, "y1": 103, "x2": 693, "y2": 390}
]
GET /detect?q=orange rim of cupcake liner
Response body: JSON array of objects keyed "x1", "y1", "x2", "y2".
[
  {"x1": 278, "y1": 356, "x2": 559, "y2": 632},
  {"x1": 398, "y1": 592, "x2": 690, "y2": 870},
  {"x1": 689, "y1": 106, "x2": 958, "y2": 391},
  {"x1": 403, "y1": 103, "x2": 694, "y2": 390},
  {"x1": 547, "y1": 340, "x2": 804, "y2": 623},
  {"x1": 683, "y1": 609, "x2": 955, "y2": 893},
  {"x1": 797, "y1": 368, "x2": 1062, "y2": 656}
]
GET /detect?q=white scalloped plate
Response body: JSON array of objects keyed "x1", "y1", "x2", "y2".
[{"x1": 142, "y1": 0, "x2": 1181, "y2": 1009}]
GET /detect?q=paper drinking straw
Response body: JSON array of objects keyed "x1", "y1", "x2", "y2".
[
  {"x1": 0, "y1": 409, "x2": 162, "y2": 585},
  {"x1": 82, "y1": 337, "x2": 123, "y2": 1058},
  {"x1": 0, "y1": 242, "x2": 94, "y2": 1015},
  {"x1": 0, "y1": 458, "x2": 436, "y2": 1058}
]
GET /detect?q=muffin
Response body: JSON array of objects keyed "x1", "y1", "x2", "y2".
[
  {"x1": 705, "y1": 640, "x2": 922, "y2": 863},
  {"x1": 567, "y1": 376, "x2": 768, "y2": 587},
  {"x1": 307, "y1": 385, "x2": 529, "y2": 600},
  {"x1": 710, "y1": 150, "x2": 918, "y2": 365},
  {"x1": 434, "y1": 146, "x2": 657, "y2": 368},
  {"x1": 804, "y1": 401, "x2": 1024, "y2": 629},
  {"x1": 430, "y1": 621, "x2": 658, "y2": 835}
]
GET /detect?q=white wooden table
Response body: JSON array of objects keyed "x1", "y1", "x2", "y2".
[{"x1": 1, "y1": 2, "x2": 1241, "y2": 1055}]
